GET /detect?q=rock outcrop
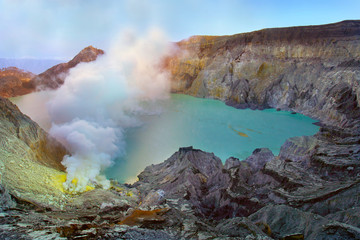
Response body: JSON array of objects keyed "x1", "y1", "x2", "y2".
[
  {"x1": 133, "y1": 138, "x2": 360, "y2": 239},
  {"x1": 168, "y1": 20, "x2": 360, "y2": 128},
  {"x1": 0, "y1": 97, "x2": 68, "y2": 206},
  {"x1": 1, "y1": 21, "x2": 360, "y2": 239},
  {"x1": 0, "y1": 46, "x2": 104, "y2": 98},
  {"x1": 1, "y1": 143, "x2": 359, "y2": 239},
  {"x1": 30, "y1": 45, "x2": 104, "y2": 90},
  {"x1": 0, "y1": 67, "x2": 35, "y2": 98}
]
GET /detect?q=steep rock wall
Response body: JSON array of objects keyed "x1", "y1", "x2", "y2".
[
  {"x1": 0, "y1": 97, "x2": 67, "y2": 206},
  {"x1": 168, "y1": 20, "x2": 360, "y2": 128}
]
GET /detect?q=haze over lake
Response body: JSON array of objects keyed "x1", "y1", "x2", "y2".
[{"x1": 106, "y1": 94, "x2": 320, "y2": 183}]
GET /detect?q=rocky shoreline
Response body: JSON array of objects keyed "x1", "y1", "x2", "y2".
[
  {"x1": 0, "y1": 98, "x2": 359, "y2": 239},
  {"x1": 0, "y1": 20, "x2": 360, "y2": 239},
  {"x1": 168, "y1": 20, "x2": 360, "y2": 129}
]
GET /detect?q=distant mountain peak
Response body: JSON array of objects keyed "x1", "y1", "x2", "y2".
[
  {"x1": 69, "y1": 46, "x2": 104, "y2": 67},
  {"x1": 31, "y1": 46, "x2": 105, "y2": 90}
]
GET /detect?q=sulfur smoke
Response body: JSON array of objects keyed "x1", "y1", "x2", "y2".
[{"x1": 44, "y1": 29, "x2": 173, "y2": 192}]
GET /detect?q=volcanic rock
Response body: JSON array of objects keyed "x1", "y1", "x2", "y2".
[
  {"x1": 0, "y1": 67, "x2": 35, "y2": 98},
  {"x1": 168, "y1": 20, "x2": 360, "y2": 128},
  {"x1": 1, "y1": 21, "x2": 360, "y2": 239},
  {"x1": 249, "y1": 204, "x2": 360, "y2": 239},
  {"x1": 29, "y1": 45, "x2": 104, "y2": 90},
  {"x1": 0, "y1": 96, "x2": 69, "y2": 208}
]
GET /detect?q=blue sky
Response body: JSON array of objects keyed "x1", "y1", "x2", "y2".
[{"x1": 1, "y1": 0, "x2": 359, "y2": 59}]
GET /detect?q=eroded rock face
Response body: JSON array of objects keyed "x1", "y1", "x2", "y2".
[
  {"x1": 0, "y1": 184, "x2": 16, "y2": 211},
  {"x1": 249, "y1": 204, "x2": 360, "y2": 239},
  {"x1": 133, "y1": 139, "x2": 359, "y2": 239},
  {"x1": 0, "y1": 97, "x2": 68, "y2": 207},
  {"x1": 168, "y1": 20, "x2": 360, "y2": 128},
  {"x1": 135, "y1": 147, "x2": 276, "y2": 219},
  {"x1": 1, "y1": 21, "x2": 360, "y2": 239},
  {"x1": 0, "y1": 47, "x2": 104, "y2": 98},
  {"x1": 29, "y1": 46, "x2": 104, "y2": 90},
  {"x1": 0, "y1": 67, "x2": 35, "y2": 98}
]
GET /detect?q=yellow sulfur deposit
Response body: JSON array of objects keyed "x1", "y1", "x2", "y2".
[
  {"x1": 228, "y1": 125, "x2": 249, "y2": 137},
  {"x1": 52, "y1": 174, "x2": 95, "y2": 194}
]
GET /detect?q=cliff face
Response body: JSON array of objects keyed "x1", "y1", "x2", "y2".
[
  {"x1": 0, "y1": 67, "x2": 35, "y2": 98},
  {"x1": 28, "y1": 45, "x2": 104, "y2": 90},
  {"x1": 0, "y1": 97, "x2": 67, "y2": 206},
  {"x1": 168, "y1": 20, "x2": 360, "y2": 128},
  {"x1": 0, "y1": 21, "x2": 360, "y2": 239},
  {"x1": 133, "y1": 140, "x2": 360, "y2": 239}
]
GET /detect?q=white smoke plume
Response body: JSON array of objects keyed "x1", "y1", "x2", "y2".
[{"x1": 45, "y1": 28, "x2": 173, "y2": 192}]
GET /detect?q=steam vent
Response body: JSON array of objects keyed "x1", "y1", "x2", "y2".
[{"x1": 1, "y1": 17, "x2": 360, "y2": 240}]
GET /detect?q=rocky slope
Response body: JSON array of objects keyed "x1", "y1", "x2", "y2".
[
  {"x1": 0, "y1": 67, "x2": 35, "y2": 98},
  {"x1": 0, "y1": 46, "x2": 104, "y2": 98},
  {"x1": 168, "y1": 20, "x2": 360, "y2": 129},
  {"x1": 29, "y1": 45, "x2": 104, "y2": 90},
  {"x1": 0, "y1": 96, "x2": 68, "y2": 206},
  {"x1": 0, "y1": 21, "x2": 360, "y2": 239}
]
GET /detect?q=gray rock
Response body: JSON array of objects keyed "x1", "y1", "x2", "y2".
[
  {"x1": 0, "y1": 184, "x2": 16, "y2": 211},
  {"x1": 249, "y1": 204, "x2": 360, "y2": 240},
  {"x1": 215, "y1": 217, "x2": 271, "y2": 239},
  {"x1": 169, "y1": 21, "x2": 360, "y2": 129},
  {"x1": 326, "y1": 207, "x2": 360, "y2": 228},
  {"x1": 244, "y1": 148, "x2": 274, "y2": 172},
  {"x1": 224, "y1": 157, "x2": 240, "y2": 169},
  {"x1": 135, "y1": 147, "x2": 230, "y2": 216}
]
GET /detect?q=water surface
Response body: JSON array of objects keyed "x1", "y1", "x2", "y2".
[{"x1": 106, "y1": 94, "x2": 319, "y2": 183}]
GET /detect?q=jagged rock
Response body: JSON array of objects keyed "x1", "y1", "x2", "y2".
[
  {"x1": 224, "y1": 157, "x2": 240, "y2": 169},
  {"x1": 168, "y1": 20, "x2": 360, "y2": 128},
  {"x1": 118, "y1": 226, "x2": 176, "y2": 240},
  {"x1": 1, "y1": 21, "x2": 360, "y2": 239},
  {"x1": 215, "y1": 217, "x2": 272, "y2": 239},
  {"x1": 249, "y1": 204, "x2": 360, "y2": 239},
  {"x1": 135, "y1": 146, "x2": 230, "y2": 215},
  {"x1": 135, "y1": 147, "x2": 279, "y2": 219},
  {"x1": 278, "y1": 136, "x2": 317, "y2": 162},
  {"x1": 244, "y1": 148, "x2": 275, "y2": 172},
  {"x1": 302, "y1": 181, "x2": 360, "y2": 217},
  {"x1": 0, "y1": 184, "x2": 16, "y2": 211},
  {"x1": 140, "y1": 189, "x2": 166, "y2": 208},
  {"x1": 326, "y1": 207, "x2": 360, "y2": 228},
  {"x1": 64, "y1": 189, "x2": 136, "y2": 223},
  {"x1": 0, "y1": 96, "x2": 68, "y2": 208},
  {"x1": 0, "y1": 67, "x2": 35, "y2": 98},
  {"x1": 312, "y1": 125, "x2": 360, "y2": 180},
  {"x1": 0, "y1": 47, "x2": 104, "y2": 98},
  {"x1": 29, "y1": 46, "x2": 104, "y2": 90}
]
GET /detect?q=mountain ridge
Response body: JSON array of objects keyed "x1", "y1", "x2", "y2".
[
  {"x1": 168, "y1": 20, "x2": 360, "y2": 129},
  {"x1": 0, "y1": 20, "x2": 359, "y2": 239},
  {"x1": 0, "y1": 46, "x2": 104, "y2": 98}
]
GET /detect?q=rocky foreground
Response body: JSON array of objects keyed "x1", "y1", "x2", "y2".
[
  {"x1": 0, "y1": 21, "x2": 360, "y2": 239},
  {"x1": 0, "y1": 117, "x2": 359, "y2": 239}
]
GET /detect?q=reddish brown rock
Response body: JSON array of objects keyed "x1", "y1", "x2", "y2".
[
  {"x1": 0, "y1": 67, "x2": 35, "y2": 98},
  {"x1": 30, "y1": 46, "x2": 104, "y2": 90}
]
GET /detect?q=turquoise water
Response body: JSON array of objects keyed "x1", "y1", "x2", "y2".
[{"x1": 106, "y1": 94, "x2": 319, "y2": 183}]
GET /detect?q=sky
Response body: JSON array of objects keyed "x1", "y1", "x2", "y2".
[{"x1": 0, "y1": 0, "x2": 359, "y2": 59}]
